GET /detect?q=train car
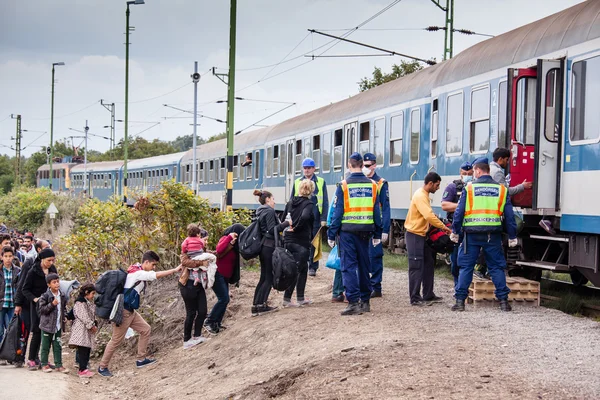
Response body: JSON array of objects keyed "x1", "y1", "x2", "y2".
[
  {"x1": 71, "y1": 161, "x2": 124, "y2": 201},
  {"x1": 125, "y1": 151, "x2": 187, "y2": 205},
  {"x1": 37, "y1": 162, "x2": 77, "y2": 193}
]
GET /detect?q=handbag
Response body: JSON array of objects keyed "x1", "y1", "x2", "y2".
[{"x1": 326, "y1": 245, "x2": 341, "y2": 270}]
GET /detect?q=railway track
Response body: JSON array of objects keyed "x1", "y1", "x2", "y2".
[{"x1": 540, "y1": 278, "x2": 600, "y2": 319}]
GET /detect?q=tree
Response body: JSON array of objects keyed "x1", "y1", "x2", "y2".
[
  {"x1": 0, "y1": 155, "x2": 15, "y2": 194},
  {"x1": 170, "y1": 134, "x2": 206, "y2": 152},
  {"x1": 358, "y1": 60, "x2": 424, "y2": 92},
  {"x1": 207, "y1": 132, "x2": 227, "y2": 143},
  {"x1": 23, "y1": 151, "x2": 47, "y2": 187}
]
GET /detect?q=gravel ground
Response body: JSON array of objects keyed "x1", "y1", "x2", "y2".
[{"x1": 68, "y1": 261, "x2": 600, "y2": 400}]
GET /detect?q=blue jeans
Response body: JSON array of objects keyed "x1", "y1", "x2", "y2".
[
  {"x1": 206, "y1": 272, "x2": 230, "y2": 326},
  {"x1": 369, "y1": 240, "x2": 384, "y2": 293},
  {"x1": 455, "y1": 233, "x2": 510, "y2": 301},
  {"x1": 0, "y1": 307, "x2": 14, "y2": 344},
  {"x1": 332, "y1": 270, "x2": 344, "y2": 297},
  {"x1": 339, "y1": 231, "x2": 372, "y2": 303}
]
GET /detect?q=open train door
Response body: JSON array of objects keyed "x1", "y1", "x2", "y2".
[
  {"x1": 285, "y1": 138, "x2": 295, "y2": 200},
  {"x1": 343, "y1": 121, "x2": 358, "y2": 175},
  {"x1": 507, "y1": 67, "x2": 537, "y2": 207},
  {"x1": 533, "y1": 59, "x2": 564, "y2": 211}
]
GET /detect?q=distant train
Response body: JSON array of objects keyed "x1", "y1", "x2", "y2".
[{"x1": 38, "y1": 2, "x2": 600, "y2": 286}]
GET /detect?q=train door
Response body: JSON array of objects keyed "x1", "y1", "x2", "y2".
[
  {"x1": 533, "y1": 59, "x2": 563, "y2": 211},
  {"x1": 285, "y1": 139, "x2": 295, "y2": 200},
  {"x1": 343, "y1": 121, "x2": 358, "y2": 173},
  {"x1": 507, "y1": 67, "x2": 537, "y2": 207}
]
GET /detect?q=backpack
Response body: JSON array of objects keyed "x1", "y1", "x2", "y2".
[
  {"x1": 94, "y1": 269, "x2": 127, "y2": 319},
  {"x1": 426, "y1": 220, "x2": 454, "y2": 254},
  {"x1": 271, "y1": 226, "x2": 298, "y2": 291},
  {"x1": 239, "y1": 219, "x2": 263, "y2": 260},
  {"x1": 0, "y1": 315, "x2": 27, "y2": 363}
]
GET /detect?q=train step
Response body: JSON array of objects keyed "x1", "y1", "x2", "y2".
[
  {"x1": 529, "y1": 234, "x2": 569, "y2": 243},
  {"x1": 515, "y1": 260, "x2": 570, "y2": 272}
]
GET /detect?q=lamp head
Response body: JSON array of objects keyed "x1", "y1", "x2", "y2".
[
  {"x1": 127, "y1": 0, "x2": 145, "y2": 4},
  {"x1": 53, "y1": 62, "x2": 65, "y2": 67}
]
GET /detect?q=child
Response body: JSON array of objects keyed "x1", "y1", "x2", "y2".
[
  {"x1": 181, "y1": 224, "x2": 208, "y2": 286},
  {"x1": 0, "y1": 246, "x2": 20, "y2": 348},
  {"x1": 38, "y1": 273, "x2": 68, "y2": 373},
  {"x1": 68, "y1": 283, "x2": 97, "y2": 378}
]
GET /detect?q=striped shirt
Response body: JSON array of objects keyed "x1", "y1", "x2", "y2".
[{"x1": 2, "y1": 267, "x2": 14, "y2": 309}]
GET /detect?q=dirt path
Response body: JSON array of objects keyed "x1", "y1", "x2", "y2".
[
  {"x1": 67, "y1": 262, "x2": 600, "y2": 399},
  {"x1": 0, "y1": 364, "x2": 69, "y2": 399}
]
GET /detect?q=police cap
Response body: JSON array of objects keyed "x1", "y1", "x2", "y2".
[
  {"x1": 460, "y1": 161, "x2": 472, "y2": 171},
  {"x1": 349, "y1": 152, "x2": 362, "y2": 161},
  {"x1": 363, "y1": 152, "x2": 376, "y2": 163},
  {"x1": 472, "y1": 157, "x2": 489, "y2": 166}
]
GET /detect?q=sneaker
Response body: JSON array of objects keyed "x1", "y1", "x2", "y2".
[
  {"x1": 14, "y1": 362, "x2": 23, "y2": 368},
  {"x1": 252, "y1": 304, "x2": 278, "y2": 317},
  {"x1": 136, "y1": 358, "x2": 157, "y2": 368},
  {"x1": 0, "y1": 360, "x2": 7, "y2": 366},
  {"x1": 282, "y1": 300, "x2": 300, "y2": 308},
  {"x1": 371, "y1": 291, "x2": 382, "y2": 298},
  {"x1": 308, "y1": 269, "x2": 316, "y2": 277},
  {"x1": 27, "y1": 360, "x2": 39, "y2": 371},
  {"x1": 183, "y1": 339, "x2": 200, "y2": 350},
  {"x1": 251, "y1": 305, "x2": 259, "y2": 316},
  {"x1": 297, "y1": 298, "x2": 313, "y2": 306},
  {"x1": 218, "y1": 323, "x2": 228, "y2": 330},
  {"x1": 473, "y1": 270, "x2": 486, "y2": 279},
  {"x1": 204, "y1": 323, "x2": 219, "y2": 335},
  {"x1": 97, "y1": 367, "x2": 113, "y2": 377},
  {"x1": 411, "y1": 301, "x2": 433, "y2": 307},
  {"x1": 331, "y1": 294, "x2": 345, "y2": 303},
  {"x1": 78, "y1": 369, "x2": 94, "y2": 378},
  {"x1": 41, "y1": 365, "x2": 53, "y2": 373},
  {"x1": 424, "y1": 295, "x2": 443, "y2": 303},
  {"x1": 55, "y1": 366, "x2": 70, "y2": 374},
  {"x1": 192, "y1": 336, "x2": 208, "y2": 344}
]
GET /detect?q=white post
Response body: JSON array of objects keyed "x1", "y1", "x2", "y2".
[{"x1": 192, "y1": 61, "x2": 199, "y2": 194}]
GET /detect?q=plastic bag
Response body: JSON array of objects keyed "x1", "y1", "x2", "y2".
[{"x1": 326, "y1": 245, "x2": 341, "y2": 270}]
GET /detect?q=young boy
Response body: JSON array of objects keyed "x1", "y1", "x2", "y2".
[
  {"x1": 98, "y1": 251, "x2": 181, "y2": 377},
  {"x1": 38, "y1": 272, "x2": 68, "y2": 373},
  {"x1": 0, "y1": 246, "x2": 20, "y2": 347}
]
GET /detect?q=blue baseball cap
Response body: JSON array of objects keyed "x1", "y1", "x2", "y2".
[
  {"x1": 460, "y1": 161, "x2": 472, "y2": 171},
  {"x1": 302, "y1": 158, "x2": 316, "y2": 168},
  {"x1": 349, "y1": 152, "x2": 362, "y2": 161},
  {"x1": 472, "y1": 157, "x2": 489, "y2": 166},
  {"x1": 363, "y1": 153, "x2": 376, "y2": 163}
]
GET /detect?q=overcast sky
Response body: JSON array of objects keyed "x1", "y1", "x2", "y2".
[{"x1": 0, "y1": 0, "x2": 584, "y2": 157}]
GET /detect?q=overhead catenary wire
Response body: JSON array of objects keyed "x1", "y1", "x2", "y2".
[{"x1": 235, "y1": 103, "x2": 296, "y2": 135}]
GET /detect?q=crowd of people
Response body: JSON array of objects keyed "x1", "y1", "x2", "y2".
[{"x1": 0, "y1": 147, "x2": 527, "y2": 378}]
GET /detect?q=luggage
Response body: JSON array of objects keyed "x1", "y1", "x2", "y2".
[
  {"x1": 238, "y1": 220, "x2": 263, "y2": 260},
  {"x1": 426, "y1": 221, "x2": 454, "y2": 254},
  {"x1": 271, "y1": 227, "x2": 298, "y2": 291},
  {"x1": 0, "y1": 315, "x2": 27, "y2": 363}
]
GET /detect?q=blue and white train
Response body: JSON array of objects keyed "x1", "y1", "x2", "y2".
[{"x1": 38, "y1": 2, "x2": 600, "y2": 286}]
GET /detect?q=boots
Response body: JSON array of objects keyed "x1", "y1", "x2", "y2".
[
  {"x1": 360, "y1": 300, "x2": 370, "y2": 313},
  {"x1": 341, "y1": 302, "x2": 363, "y2": 316},
  {"x1": 451, "y1": 299, "x2": 465, "y2": 311},
  {"x1": 499, "y1": 299, "x2": 512, "y2": 312}
]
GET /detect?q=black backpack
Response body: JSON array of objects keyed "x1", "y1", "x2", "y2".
[
  {"x1": 426, "y1": 220, "x2": 454, "y2": 254},
  {"x1": 94, "y1": 269, "x2": 127, "y2": 319},
  {"x1": 239, "y1": 219, "x2": 263, "y2": 260},
  {"x1": 272, "y1": 227, "x2": 298, "y2": 291}
]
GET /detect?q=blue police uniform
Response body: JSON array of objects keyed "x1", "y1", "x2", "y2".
[
  {"x1": 452, "y1": 158, "x2": 517, "y2": 304},
  {"x1": 362, "y1": 153, "x2": 390, "y2": 295},
  {"x1": 441, "y1": 161, "x2": 472, "y2": 286},
  {"x1": 290, "y1": 163, "x2": 329, "y2": 273},
  {"x1": 328, "y1": 154, "x2": 382, "y2": 307}
]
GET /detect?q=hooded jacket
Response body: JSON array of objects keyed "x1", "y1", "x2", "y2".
[{"x1": 283, "y1": 196, "x2": 315, "y2": 248}]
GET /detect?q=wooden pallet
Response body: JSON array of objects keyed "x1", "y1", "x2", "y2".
[{"x1": 467, "y1": 276, "x2": 540, "y2": 306}]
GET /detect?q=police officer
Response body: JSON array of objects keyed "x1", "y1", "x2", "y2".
[
  {"x1": 450, "y1": 157, "x2": 518, "y2": 312},
  {"x1": 441, "y1": 162, "x2": 473, "y2": 286},
  {"x1": 362, "y1": 153, "x2": 390, "y2": 297},
  {"x1": 328, "y1": 153, "x2": 382, "y2": 315},
  {"x1": 291, "y1": 157, "x2": 329, "y2": 277}
]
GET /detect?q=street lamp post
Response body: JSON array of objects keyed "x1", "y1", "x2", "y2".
[
  {"x1": 49, "y1": 61, "x2": 65, "y2": 191},
  {"x1": 124, "y1": 0, "x2": 145, "y2": 203}
]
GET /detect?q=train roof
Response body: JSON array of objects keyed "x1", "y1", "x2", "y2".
[
  {"x1": 71, "y1": 161, "x2": 124, "y2": 173},
  {"x1": 37, "y1": 163, "x2": 77, "y2": 172},
  {"x1": 180, "y1": 127, "x2": 271, "y2": 162},
  {"x1": 126, "y1": 151, "x2": 187, "y2": 169}
]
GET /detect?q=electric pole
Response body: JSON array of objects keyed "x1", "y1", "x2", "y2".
[
  {"x1": 100, "y1": 99, "x2": 116, "y2": 158},
  {"x1": 225, "y1": 0, "x2": 237, "y2": 212},
  {"x1": 430, "y1": 0, "x2": 454, "y2": 60},
  {"x1": 10, "y1": 114, "x2": 22, "y2": 186}
]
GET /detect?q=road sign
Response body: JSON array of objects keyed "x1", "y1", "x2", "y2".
[{"x1": 46, "y1": 202, "x2": 59, "y2": 219}]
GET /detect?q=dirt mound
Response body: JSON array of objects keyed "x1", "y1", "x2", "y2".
[{"x1": 68, "y1": 263, "x2": 600, "y2": 400}]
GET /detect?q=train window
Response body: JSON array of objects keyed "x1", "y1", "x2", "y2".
[
  {"x1": 446, "y1": 92, "x2": 463, "y2": 155},
  {"x1": 279, "y1": 144, "x2": 286, "y2": 176},
  {"x1": 266, "y1": 146, "x2": 272, "y2": 178},
  {"x1": 390, "y1": 113, "x2": 403, "y2": 165},
  {"x1": 199, "y1": 163, "x2": 204, "y2": 184},
  {"x1": 295, "y1": 140, "x2": 302, "y2": 175},
  {"x1": 570, "y1": 56, "x2": 600, "y2": 143},
  {"x1": 410, "y1": 109, "x2": 420, "y2": 163},
  {"x1": 254, "y1": 151, "x2": 260, "y2": 180},
  {"x1": 220, "y1": 158, "x2": 225, "y2": 183},
  {"x1": 233, "y1": 155, "x2": 238, "y2": 182},
  {"x1": 515, "y1": 78, "x2": 536, "y2": 145},
  {"x1": 498, "y1": 81, "x2": 508, "y2": 148},
  {"x1": 312, "y1": 135, "x2": 320, "y2": 172},
  {"x1": 245, "y1": 152, "x2": 253, "y2": 180},
  {"x1": 431, "y1": 99, "x2": 439, "y2": 158},
  {"x1": 239, "y1": 154, "x2": 245, "y2": 181},
  {"x1": 273, "y1": 145, "x2": 279, "y2": 177},
  {"x1": 333, "y1": 129, "x2": 343, "y2": 171},
  {"x1": 185, "y1": 165, "x2": 190, "y2": 183},
  {"x1": 359, "y1": 122, "x2": 370, "y2": 155},
  {"x1": 215, "y1": 160, "x2": 219, "y2": 183},
  {"x1": 470, "y1": 86, "x2": 490, "y2": 153},
  {"x1": 304, "y1": 138, "x2": 311, "y2": 159},
  {"x1": 322, "y1": 132, "x2": 331, "y2": 173},
  {"x1": 373, "y1": 118, "x2": 385, "y2": 165},
  {"x1": 209, "y1": 160, "x2": 214, "y2": 183}
]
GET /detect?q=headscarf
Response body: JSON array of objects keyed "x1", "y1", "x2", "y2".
[{"x1": 39, "y1": 248, "x2": 55, "y2": 259}]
